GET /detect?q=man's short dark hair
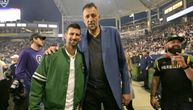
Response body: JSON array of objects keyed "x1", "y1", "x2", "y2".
[
  {"x1": 82, "y1": 2, "x2": 98, "y2": 12},
  {"x1": 66, "y1": 23, "x2": 81, "y2": 32}
]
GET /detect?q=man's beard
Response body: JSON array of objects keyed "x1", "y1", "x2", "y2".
[
  {"x1": 70, "y1": 41, "x2": 78, "y2": 47},
  {"x1": 167, "y1": 45, "x2": 182, "y2": 55}
]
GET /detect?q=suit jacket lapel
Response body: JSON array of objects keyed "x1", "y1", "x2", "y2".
[
  {"x1": 82, "y1": 30, "x2": 90, "y2": 71},
  {"x1": 101, "y1": 27, "x2": 108, "y2": 67}
]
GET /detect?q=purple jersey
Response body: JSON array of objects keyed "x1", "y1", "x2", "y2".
[{"x1": 15, "y1": 47, "x2": 44, "y2": 87}]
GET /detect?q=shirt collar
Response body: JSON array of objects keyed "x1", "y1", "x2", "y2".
[{"x1": 65, "y1": 48, "x2": 77, "y2": 59}]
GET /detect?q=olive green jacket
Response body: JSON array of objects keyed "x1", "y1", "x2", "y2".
[{"x1": 29, "y1": 48, "x2": 85, "y2": 110}]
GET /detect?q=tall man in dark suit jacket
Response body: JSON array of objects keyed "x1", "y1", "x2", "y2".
[{"x1": 79, "y1": 3, "x2": 131, "y2": 110}]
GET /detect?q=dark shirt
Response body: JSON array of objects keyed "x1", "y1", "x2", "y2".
[
  {"x1": 10, "y1": 64, "x2": 16, "y2": 79},
  {"x1": 140, "y1": 55, "x2": 152, "y2": 70},
  {"x1": 154, "y1": 54, "x2": 193, "y2": 103},
  {"x1": 88, "y1": 32, "x2": 108, "y2": 88}
]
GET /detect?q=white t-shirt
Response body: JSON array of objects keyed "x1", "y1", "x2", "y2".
[{"x1": 64, "y1": 49, "x2": 76, "y2": 110}]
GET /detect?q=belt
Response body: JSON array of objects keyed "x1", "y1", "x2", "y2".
[{"x1": 87, "y1": 83, "x2": 108, "y2": 89}]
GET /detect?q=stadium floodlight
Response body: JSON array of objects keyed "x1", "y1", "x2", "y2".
[
  {"x1": 58, "y1": 34, "x2": 63, "y2": 37},
  {"x1": 129, "y1": 13, "x2": 134, "y2": 17},
  {"x1": 6, "y1": 23, "x2": 16, "y2": 27},
  {"x1": 159, "y1": 18, "x2": 163, "y2": 21},
  {"x1": 38, "y1": 24, "x2": 47, "y2": 28},
  {"x1": 167, "y1": 6, "x2": 193, "y2": 22},
  {"x1": 17, "y1": 23, "x2": 26, "y2": 27},
  {"x1": 0, "y1": 23, "x2": 5, "y2": 27},
  {"x1": 0, "y1": 8, "x2": 21, "y2": 22},
  {"x1": 48, "y1": 24, "x2": 57, "y2": 28}
]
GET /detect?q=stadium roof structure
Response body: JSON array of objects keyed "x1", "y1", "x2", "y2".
[{"x1": 53, "y1": 0, "x2": 172, "y2": 21}]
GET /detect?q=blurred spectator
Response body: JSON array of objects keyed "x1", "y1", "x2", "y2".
[
  {"x1": 0, "y1": 55, "x2": 7, "y2": 80},
  {"x1": 10, "y1": 54, "x2": 19, "y2": 79},
  {"x1": 140, "y1": 50, "x2": 152, "y2": 90},
  {"x1": 0, "y1": 67, "x2": 13, "y2": 110},
  {"x1": 15, "y1": 33, "x2": 46, "y2": 110}
]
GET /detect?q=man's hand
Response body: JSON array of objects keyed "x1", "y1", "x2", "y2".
[
  {"x1": 173, "y1": 53, "x2": 187, "y2": 68},
  {"x1": 44, "y1": 46, "x2": 59, "y2": 55},
  {"x1": 150, "y1": 96, "x2": 160, "y2": 109},
  {"x1": 167, "y1": 52, "x2": 187, "y2": 68},
  {"x1": 122, "y1": 93, "x2": 131, "y2": 106}
]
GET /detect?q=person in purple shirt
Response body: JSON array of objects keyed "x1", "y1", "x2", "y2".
[{"x1": 15, "y1": 33, "x2": 46, "y2": 110}]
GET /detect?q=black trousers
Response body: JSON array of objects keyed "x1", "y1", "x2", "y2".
[
  {"x1": 14, "y1": 85, "x2": 30, "y2": 110},
  {"x1": 0, "y1": 79, "x2": 12, "y2": 110},
  {"x1": 126, "y1": 100, "x2": 134, "y2": 110},
  {"x1": 161, "y1": 102, "x2": 193, "y2": 110},
  {"x1": 83, "y1": 85, "x2": 120, "y2": 110},
  {"x1": 142, "y1": 69, "x2": 149, "y2": 89}
]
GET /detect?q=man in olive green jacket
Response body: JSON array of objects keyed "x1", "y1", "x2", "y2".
[{"x1": 29, "y1": 23, "x2": 85, "y2": 110}]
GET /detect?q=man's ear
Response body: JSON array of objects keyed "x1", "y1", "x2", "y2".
[
  {"x1": 64, "y1": 33, "x2": 67, "y2": 40},
  {"x1": 32, "y1": 37, "x2": 36, "y2": 42}
]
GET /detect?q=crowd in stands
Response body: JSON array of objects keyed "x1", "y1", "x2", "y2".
[
  {"x1": 0, "y1": 20, "x2": 192, "y2": 74},
  {"x1": 0, "y1": 21, "x2": 192, "y2": 65},
  {"x1": 122, "y1": 21, "x2": 193, "y2": 58},
  {"x1": 0, "y1": 21, "x2": 192, "y2": 67},
  {"x1": 0, "y1": 37, "x2": 63, "y2": 64}
]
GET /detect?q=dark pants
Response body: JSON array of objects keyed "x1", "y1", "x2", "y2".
[
  {"x1": 142, "y1": 69, "x2": 149, "y2": 89},
  {"x1": 0, "y1": 79, "x2": 12, "y2": 110},
  {"x1": 83, "y1": 85, "x2": 120, "y2": 110},
  {"x1": 161, "y1": 102, "x2": 193, "y2": 110},
  {"x1": 126, "y1": 100, "x2": 134, "y2": 110},
  {"x1": 14, "y1": 85, "x2": 30, "y2": 110}
]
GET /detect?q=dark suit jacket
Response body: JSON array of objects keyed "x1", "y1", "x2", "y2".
[{"x1": 79, "y1": 26, "x2": 130, "y2": 108}]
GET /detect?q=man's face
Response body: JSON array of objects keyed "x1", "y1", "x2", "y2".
[
  {"x1": 65, "y1": 27, "x2": 81, "y2": 47},
  {"x1": 83, "y1": 7, "x2": 100, "y2": 32},
  {"x1": 33, "y1": 37, "x2": 45, "y2": 47},
  {"x1": 165, "y1": 39, "x2": 182, "y2": 54}
]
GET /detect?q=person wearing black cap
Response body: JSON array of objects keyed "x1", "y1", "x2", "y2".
[
  {"x1": 14, "y1": 33, "x2": 46, "y2": 110},
  {"x1": 150, "y1": 35, "x2": 193, "y2": 110}
]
